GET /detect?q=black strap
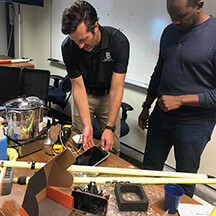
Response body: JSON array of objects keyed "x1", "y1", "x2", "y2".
[{"x1": 31, "y1": 161, "x2": 36, "y2": 170}]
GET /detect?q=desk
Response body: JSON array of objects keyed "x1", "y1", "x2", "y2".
[
  {"x1": 0, "y1": 124, "x2": 199, "y2": 216},
  {"x1": 0, "y1": 55, "x2": 34, "y2": 69}
]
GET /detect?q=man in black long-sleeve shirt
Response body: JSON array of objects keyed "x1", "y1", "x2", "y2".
[{"x1": 138, "y1": 0, "x2": 216, "y2": 197}]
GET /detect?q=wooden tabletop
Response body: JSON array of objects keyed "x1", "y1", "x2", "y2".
[
  {"x1": 0, "y1": 55, "x2": 34, "y2": 69},
  {"x1": 0, "y1": 124, "x2": 199, "y2": 216}
]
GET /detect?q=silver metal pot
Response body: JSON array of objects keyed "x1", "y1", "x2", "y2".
[{"x1": 4, "y1": 96, "x2": 44, "y2": 141}]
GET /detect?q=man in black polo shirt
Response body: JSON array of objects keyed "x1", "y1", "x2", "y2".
[{"x1": 61, "y1": 0, "x2": 129, "y2": 155}]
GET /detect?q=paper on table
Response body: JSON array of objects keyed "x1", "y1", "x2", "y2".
[
  {"x1": 72, "y1": 134, "x2": 83, "y2": 144},
  {"x1": 178, "y1": 203, "x2": 214, "y2": 216}
]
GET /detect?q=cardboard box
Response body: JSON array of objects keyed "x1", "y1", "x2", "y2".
[{"x1": 20, "y1": 149, "x2": 75, "y2": 216}]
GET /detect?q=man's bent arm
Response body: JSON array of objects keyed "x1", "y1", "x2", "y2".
[
  {"x1": 158, "y1": 94, "x2": 199, "y2": 112},
  {"x1": 70, "y1": 76, "x2": 94, "y2": 149},
  {"x1": 101, "y1": 72, "x2": 126, "y2": 151}
]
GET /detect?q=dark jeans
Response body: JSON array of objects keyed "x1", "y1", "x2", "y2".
[{"x1": 143, "y1": 106, "x2": 215, "y2": 197}]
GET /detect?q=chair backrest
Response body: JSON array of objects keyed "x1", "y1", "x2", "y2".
[
  {"x1": 61, "y1": 75, "x2": 71, "y2": 93},
  {"x1": 93, "y1": 118, "x2": 130, "y2": 139},
  {"x1": 19, "y1": 68, "x2": 50, "y2": 107},
  {"x1": 93, "y1": 102, "x2": 133, "y2": 139}
]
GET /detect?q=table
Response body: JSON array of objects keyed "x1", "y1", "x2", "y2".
[
  {"x1": 0, "y1": 55, "x2": 34, "y2": 69},
  {"x1": 0, "y1": 124, "x2": 200, "y2": 216}
]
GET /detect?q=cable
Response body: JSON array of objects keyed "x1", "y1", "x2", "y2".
[
  {"x1": 57, "y1": 126, "x2": 82, "y2": 155},
  {"x1": 59, "y1": 130, "x2": 66, "y2": 150},
  {"x1": 6, "y1": 24, "x2": 14, "y2": 56},
  {"x1": 60, "y1": 135, "x2": 82, "y2": 155},
  {"x1": 46, "y1": 127, "x2": 82, "y2": 155}
]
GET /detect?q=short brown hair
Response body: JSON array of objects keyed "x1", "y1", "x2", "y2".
[{"x1": 62, "y1": 0, "x2": 98, "y2": 35}]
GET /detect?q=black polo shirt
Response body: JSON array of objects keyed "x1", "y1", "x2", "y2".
[{"x1": 61, "y1": 25, "x2": 129, "y2": 90}]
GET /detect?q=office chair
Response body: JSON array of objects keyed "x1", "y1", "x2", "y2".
[
  {"x1": 48, "y1": 74, "x2": 72, "y2": 110},
  {"x1": 93, "y1": 102, "x2": 134, "y2": 139},
  {"x1": 19, "y1": 68, "x2": 50, "y2": 107},
  {"x1": 0, "y1": 66, "x2": 50, "y2": 106}
]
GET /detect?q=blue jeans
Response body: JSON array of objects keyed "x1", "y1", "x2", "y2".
[{"x1": 143, "y1": 106, "x2": 215, "y2": 197}]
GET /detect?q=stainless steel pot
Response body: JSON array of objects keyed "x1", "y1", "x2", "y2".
[{"x1": 4, "y1": 96, "x2": 44, "y2": 141}]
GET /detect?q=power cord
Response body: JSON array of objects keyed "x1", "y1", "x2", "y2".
[
  {"x1": 45, "y1": 125, "x2": 82, "y2": 156},
  {"x1": 60, "y1": 135, "x2": 82, "y2": 155}
]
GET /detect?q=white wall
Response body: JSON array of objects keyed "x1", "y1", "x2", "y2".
[
  {"x1": 0, "y1": 3, "x2": 7, "y2": 55},
  {"x1": 16, "y1": 0, "x2": 216, "y2": 182},
  {"x1": 14, "y1": 0, "x2": 71, "y2": 115}
]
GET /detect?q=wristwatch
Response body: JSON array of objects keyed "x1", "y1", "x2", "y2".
[
  {"x1": 105, "y1": 125, "x2": 116, "y2": 133},
  {"x1": 142, "y1": 102, "x2": 151, "y2": 109}
]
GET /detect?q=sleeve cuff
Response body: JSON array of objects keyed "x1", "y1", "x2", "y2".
[{"x1": 198, "y1": 93, "x2": 205, "y2": 107}]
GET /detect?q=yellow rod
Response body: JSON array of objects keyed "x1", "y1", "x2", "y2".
[
  {"x1": 68, "y1": 165, "x2": 208, "y2": 179},
  {"x1": 73, "y1": 177, "x2": 216, "y2": 185},
  {"x1": 210, "y1": 206, "x2": 216, "y2": 216},
  {"x1": 13, "y1": 176, "x2": 216, "y2": 185},
  {"x1": 0, "y1": 160, "x2": 208, "y2": 179}
]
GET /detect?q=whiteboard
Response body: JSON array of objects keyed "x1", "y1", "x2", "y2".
[{"x1": 51, "y1": 0, "x2": 216, "y2": 87}]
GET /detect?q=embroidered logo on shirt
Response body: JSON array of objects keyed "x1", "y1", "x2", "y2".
[{"x1": 102, "y1": 52, "x2": 114, "y2": 62}]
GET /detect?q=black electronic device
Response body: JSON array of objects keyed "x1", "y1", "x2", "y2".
[
  {"x1": 0, "y1": 167, "x2": 14, "y2": 196},
  {"x1": 72, "y1": 189, "x2": 109, "y2": 216},
  {"x1": 74, "y1": 145, "x2": 110, "y2": 166},
  {"x1": 0, "y1": 0, "x2": 43, "y2": 7}
]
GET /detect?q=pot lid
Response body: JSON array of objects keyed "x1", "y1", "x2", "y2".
[{"x1": 4, "y1": 96, "x2": 44, "y2": 110}]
